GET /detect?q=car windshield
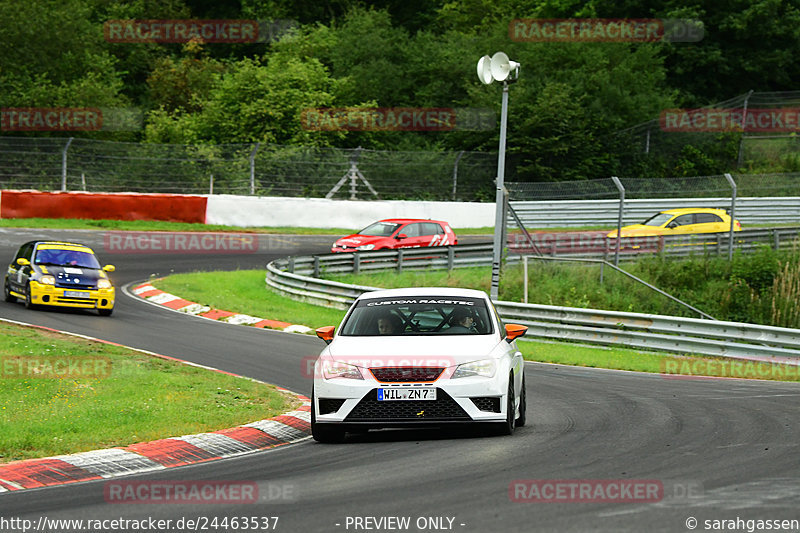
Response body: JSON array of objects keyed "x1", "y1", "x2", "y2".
[
  {"x1": 641, "y1": 213, "x2": 674, "y2": 227},
  {"x1": 34, "y1": 249, "x2": 101, "y2": 269},
  {"x1": 358, "y1": 222, "x2": 402, "y2": 237},
  {"x1": 340, "y1": 296, "x2": 493, "y2": 336}
]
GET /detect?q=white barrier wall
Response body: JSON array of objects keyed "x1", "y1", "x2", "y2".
[{"x1": 205, "y1": 195, "x2": 496, "y2": 229}]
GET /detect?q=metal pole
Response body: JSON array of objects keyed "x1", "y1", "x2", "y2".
[
  {"x1": 452, "y1": 150, "x2": 465, "y2": 201},
  {"x1": 61, "y1": 137, "x2": 73, "y2": 192},
  {"x1": 724, "y1": 173, "x2": 737, "y2": 261},
  {"x1": 209, "y1": 174, "x2": 214, "y2": 195},
  {"x1": 611, "y1": 176, "x2": 625, "y2": 266},
  {"x1": 523, "y1": 255, "x2": 528, "y2": 304},
  {"x1": 249, "y1": 142, "x2": 260, "y2": 195},
  {"x1": 490, "y1": 82, "x2": 509, "y2": 300},
  {"x1": 737, "y1": 90, "x2": 754, "y2": 167}
]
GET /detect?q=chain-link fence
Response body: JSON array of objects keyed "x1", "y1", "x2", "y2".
[
  {"x1": 612, "y1": 91, "x2": 800, "y2": 177},
  {"x1": 0, "y1": 137, "x2": 498, "y2": 202}
]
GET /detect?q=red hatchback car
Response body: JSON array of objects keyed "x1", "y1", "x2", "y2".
[{"x1": 331, "y1": 219, "x2": 458, "y2": 252}]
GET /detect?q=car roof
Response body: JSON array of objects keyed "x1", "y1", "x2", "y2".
[
  {"x1": 356, "y1": 287, "x2": 489, "y2": 301},
  {"x1": 376, "y1": 219, "x2": 448, "y2": 225},
  {"x1": 22, "y1": 241, "x2": 96, "y2": 252},
  {"x1": 659, "y1": 208, "x2": 727, "y2": 215}
]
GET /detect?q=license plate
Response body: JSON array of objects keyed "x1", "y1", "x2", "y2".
[
  {"x1": 378, "y1": 388, "x2": 437, "y2": 401},
  {"x1": 64, "y1": 291, "x2": 90, "y2": 298}
]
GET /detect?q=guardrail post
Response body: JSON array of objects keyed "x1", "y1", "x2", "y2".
[
  {"x1": 724, "y1": 173, "x2": 737, "y2": 261},
  {"x1": 313, "y1": 256, "x2": 320, "y2": 278},
  {"x1": 447, "y1": 247, "x2": 455, "y2": 270},
  {"x1": 611, "y1": 176, "x2": 625, "y2": 266},
  {"x1": 288, "y1": 257, "x2": 295, "y2": 273},
  {"x1": 523, "y1": 255, "x2": 528, "y2": 303},
  {"x1": 397, "y1": 249, "x2": 404, "y2": 273},
  {"x1": 353, "y1": 252, "x2": 360, "y2": 275},
  {"x1": 774, "y1": 229, "x2": 780, "y2": 251}
]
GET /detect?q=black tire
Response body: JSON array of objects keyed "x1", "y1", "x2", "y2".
[
  {"x1": 24, "y1": 283, "x2": 36, "y2": 309},
  {"x1": 98, "y1": 308, "x2": 113, "y2": 317},
  {"x1": 3, "y1": 279, "x2": 15, "y2": 302},
  {"x1": 516, "y1": 375, "x2": 527, "y2": 427},
  {"x1": 311, "y1": 389, "x2": 346, "y2": 443},
  {"x1": 495, "y1": 374, "x2": 516, "y2": 436}
]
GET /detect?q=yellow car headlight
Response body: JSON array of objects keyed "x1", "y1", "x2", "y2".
[
  {"x1": 97, "y1": 279, "x2": 113, "y2": 289},
  {"x1": 39, "y1": 275, "x2": 55, "y2": 285}
]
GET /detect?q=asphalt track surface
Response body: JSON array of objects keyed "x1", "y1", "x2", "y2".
[{"x1": 1, "y1": 228, "x2": 799, "y2": 533}]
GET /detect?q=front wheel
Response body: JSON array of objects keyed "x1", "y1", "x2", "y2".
[
  {"x1": 3, "y1": 279, "x2": 15, "y2": 302},
  {"x1": 98, "y1": 308, "x2": 113, "y2": 317},
  {"x1": 516, "y1": 375, "x2": 527, "y2": 427},
  {"x1": 494, "y1": 375, "x2": 516, "y2": 436},
  {"x1": 24, "y1": 283, "x2": 36, "y2": 309}
]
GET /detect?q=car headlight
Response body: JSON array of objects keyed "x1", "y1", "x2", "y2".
[
  {"x1": 452, "y1": 359, "x2": 497, "y2": 379},
  {"x1": 39, "y1": 275, "x2": 55, "y2": 285},
  {"x1": 97, "y1": 279, "x2": 112, "y2": 289},
  {"x1": 322, "y1": 360, "x2": 363, "y2": 380},
  {"x1": 356, "y1": 244, "x2": 375, "y2": 251}
]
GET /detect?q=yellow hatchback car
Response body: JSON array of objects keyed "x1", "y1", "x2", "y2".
[
  {"x1": 4, "y1": 241, "x2": 116, "y2": 316},
  {"x1": 607, "y1": 208, "x2": 742, "y2": 238}
]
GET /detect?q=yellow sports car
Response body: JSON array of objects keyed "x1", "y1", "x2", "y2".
[
  {"x1": 607, "y1": 208, "x2": 742, "y2": 238},
  {"x1": 4, "y1": 241, "x2": 116, "y2": 316}
]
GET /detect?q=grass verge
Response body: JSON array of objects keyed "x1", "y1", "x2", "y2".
[
  {"x1": 150, "y1": 270, "x2": 800, "y2": 383},
  {"x1": 0, "y1": 321, "x2": 299, "y2": 463},
  {"x1": 152, "y1": 270, "x2": 347, "y2": 328}
]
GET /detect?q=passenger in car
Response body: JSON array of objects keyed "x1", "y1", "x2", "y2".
[{"x1": 447, "y1": 308, "x2": 476, "y2": 333}]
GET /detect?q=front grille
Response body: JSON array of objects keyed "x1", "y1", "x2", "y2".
[
  {"x1": 471, "y1": 397, "x2": 501, "y2": 413},
  {"x1": 318, "y1": 398, "x2": 346, "y2": 415},
  {"x1": 55, "y1": 297, "x2": 95, "y2": 304},
  {"x1": 56, "y1": 282, "x2": 95, "y2": 290},
  {"x1": 345, "y1": 389, "x2": 470, "y2": 421},
  {"x1": 370, "y1": 367, "x2": 444, "y2": 383}
]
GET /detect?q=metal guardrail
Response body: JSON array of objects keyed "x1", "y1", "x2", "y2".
[
  {"x1": 265, "y1": 242, "x2": 800, "y2": 362},
  {"x1": 508, "y1": 197, "x2": 800, "y2": 228}
]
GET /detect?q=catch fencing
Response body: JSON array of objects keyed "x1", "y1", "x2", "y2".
[{"x1": 0, "y1": 137, "x2": 496, "y2": 202}]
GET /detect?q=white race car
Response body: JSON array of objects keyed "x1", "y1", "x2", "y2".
[{"x1": 311, "y1": 287, "x2": 528, "y2": 443}]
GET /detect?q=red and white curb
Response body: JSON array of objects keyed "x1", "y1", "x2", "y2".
[
  {"x1": 0, "y1": 318, "x2": 311, "y2": 493},
  {"x1": 131, "y1": 282, "x2": 313, "y2": 334}
]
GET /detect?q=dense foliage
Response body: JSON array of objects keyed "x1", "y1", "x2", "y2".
[{"x1": 2, "y1": 0, "x2": 799, "y2": 180}]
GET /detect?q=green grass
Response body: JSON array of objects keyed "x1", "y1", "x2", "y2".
[
  {"x1": 152, "y1": 270, "x2": 347, "y2": 329},
  {"x1": 0, "y1": 321, "x2": 299, "y2": 463},
  {"x1": 151, "y1": 270, "x2": 800, "y2": 383}
]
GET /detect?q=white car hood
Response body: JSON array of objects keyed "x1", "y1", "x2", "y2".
[{"x1": 326, "y1": 335, "x2": 504, "y2": 367}]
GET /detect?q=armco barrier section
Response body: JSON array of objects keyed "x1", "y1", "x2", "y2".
[
  {"x1": 509, "y1": 197, "x2": 800, "y2": 228},
  {"x1": 0, "y1": 190, "x2": 207, "y2": 223},
  {"x1": 266, "y1": 247, "x2": 800, "y2": 362}
]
